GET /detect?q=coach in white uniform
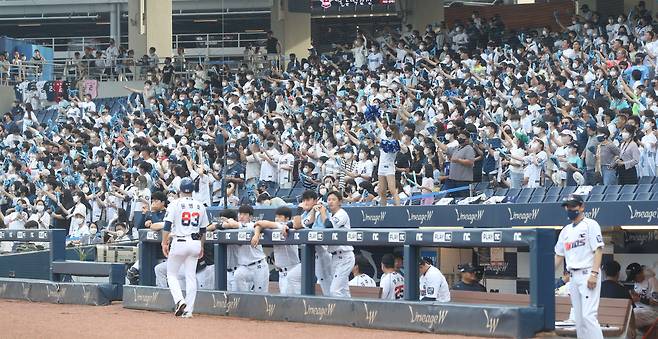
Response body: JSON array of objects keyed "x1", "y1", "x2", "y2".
[
  {"x1": 161, "y1": 177, "x2": 209, "y2": 318},
  {"x1": 253, "y1": 206, "x2": 301, "y2": 295},
  {"x1": 223, "y1": 205, "x2": 269, "y2": 293},
  {"x1": 418, "y1": 257, "x2": 450, "y2": 302},
  {"x1": 317, "y1": 191, "x2": 355, "y2": 297},
  {"x1": 555, "y1": 195, "x2": 604, "y2": 339}
]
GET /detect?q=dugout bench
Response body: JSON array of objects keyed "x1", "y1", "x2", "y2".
[
  {"x1": 136, "y1": 228, "x2": 555, "y2": 338},
  {"x1": 0, "y1": 229, "x2": 125, "y2": 303}
]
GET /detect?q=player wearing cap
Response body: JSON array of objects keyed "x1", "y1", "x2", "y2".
[
  {"x1": 349, "y1": 254, "x2": 376, "y2": 287},
  {"x1": 292, "y1": 190, "x2": 333, "y2": 296},
  {"x1": 161, "y1": 177, "x2": 209, "y2": 318},
  {"x1": 317, "y1": 191, "x2": 355, "y2": 297},
  {"x1": 418, "y1": 257, "x2": 450, "y2": 302},
  {"x1": 452, "y1": 263, "x2": 486, "y2": 292},
  {"x1": 252, "y1": 206, "x2": 301, "y2": 295},
  {"x1": 625, "y1": 263, "x2": 658, "y2": 328},
  {"x1": 554, "y1": 194, "x2": 604, "y2": 339},
  {"x1": 222, "y1": 205, "x2": 269, "y2": 293},
  {"x1": 380, "y1": 254, "x2": 405, "y2": 300}
]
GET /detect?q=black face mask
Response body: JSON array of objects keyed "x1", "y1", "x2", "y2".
[
  {"x1": 596, "y1": 135, "x2": 606, "y2": 142},
  {"x1": 458, "y1": 138, "x2": 467, "y2": 145}
]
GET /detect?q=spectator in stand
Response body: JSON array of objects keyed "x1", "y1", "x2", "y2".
[
  {"x1": 147, "y1": 47, "x2": 159, "y2": 71},
  {"x1": 616, "y1": 124, "x2": 640, "y2": 185}
]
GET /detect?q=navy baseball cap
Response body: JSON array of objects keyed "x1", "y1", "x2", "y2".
[
  {"x1": 179, "y1": 177, "x2": 194, "y2": 193},
  {"x1": 561, "y1": 194, "x2": 584, "y2": 207},
  {"x1": 458, "y1": 263, "x2": 477, "y2": 273}
]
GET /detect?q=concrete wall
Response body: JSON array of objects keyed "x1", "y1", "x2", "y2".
[
  {"x1": 97, "y1": 80, "x2": 144, "y2": 99},
  {"x1": 128, "y1": 0, "x2": 173, "y2": 58},
  {"x1": 402, "y1": 0, "x2": 445, "y2": 31},
  {"x1": 0, "y1": 85, "x2": 16, "y2": 113},
  {"x1": 271, "y1": 0, "x2": 312, "y2": 59}
]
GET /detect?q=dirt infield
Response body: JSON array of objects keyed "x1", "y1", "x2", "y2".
[{"x1": 0, "y1": 299, "x2": 484, "y2": 339}]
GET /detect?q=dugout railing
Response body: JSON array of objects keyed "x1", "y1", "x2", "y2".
[{"x1": 136, "y1": 228, "x2": 554, "y2": 338}]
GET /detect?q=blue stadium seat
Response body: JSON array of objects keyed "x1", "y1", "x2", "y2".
[
  {"x1": 603, "y1": 194, "x2": 619, "y2": 202},
  {"x1": 289, "y1": 187, "x2": 306, "y2": 202},
  {"x1": 528, "y1": 195, "x2": 545, "y2": 203},
  {"x1": 482, "y1": 188, "x2": 494, "y2": 197},
  {"x1": 515, "y1": 195, "x2": 532, "y2": 204},
  {"x1": 494, "y1": 188, "x2": 509, "y2": 196},
  {"x1": 618, "y1": 194, "x2": 636, "y2": 201},
  {"x1": 546, "y1": 186, "x2": 562, "y2": 196},
  {"x1": 543, "y1": 196, "x2": 561, "y2": 203},
  {"x1": 561, "y1": 186, "x2": 577, "y2": 195},
  {"x1": 619, "y1": 185, "x2": 637, "y2": 194},
  {"x1": 517, "y1": 188, "x2": 535, "y2": 197},
  {"x1": 652, "y1": 193, "x2": 658, "y2": 201},
  {"x1": 635, "y1": 193, "x2": 652, "y2": 201},
  {"x1": 267, "y1": 185, "x2": 279, "y2": 197},
  {"x1": 638, "y1": 176, "x2": 655, "y2": 185},
  {"x1": 276, "y1": 188, "x2": 292, "y2": 199},
  {"x1": 636, "y1": 184, "x2": 653, "y2": 193},
  {"x1": 587, "y1": 194, "x2": 605, "y2": 202},
  {"x1": 473, "y1": 182, "x2": 489, "y2": 192},
  {"x1": 506, "y1": 188, "x2": 521, "y2": 198},
  {"x1": 604, "y1": 185, "x2": 622, "y2": 195},
  {"x1": 589, "y1": 186, "x2": 606, "y2": 195}
]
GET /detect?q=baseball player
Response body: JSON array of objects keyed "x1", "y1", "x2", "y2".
[
  {"x1": 161, "y1": 177, "x2": 209, "y2": 318},
  {"x1": 349, "y1": 254, "x2": 376, "y2": 287},
  {"x1": 317, "y1": 191, "x2": 355, "y2": 297},
  {"x1": 222, "y1": 205, "x2": 269, "y2": 293},
  {"x1": 293, "y1": 190, "x2": 333, "y2": 296},
  {"x1": 155, "y1": 241, "x2": 215, "y2": 290},
  {"x1": 380, "y1": 254, "x2": 405, "y2": 300},
  {"x1": 625, "y1": 263, "x2": 658, "y2": 328},
  {"x1": 418, "y1": 257, "x2": 451, "y2": 302},
  {"x1": 554, "y1": 195, "x2": 604, "y2": 339},
  {"x1": 217, "y1": 209, "x2": 240, "y2": 292},
  {"x1": 252, "y1": 206, "x2": 301, "y2": 295}
]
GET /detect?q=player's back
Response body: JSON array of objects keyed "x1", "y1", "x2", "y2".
[
  {"x1": 380, "y1": 271, "x2": 404, "y2": 300},
  {"x1": 166, "y1": 196, "x2": 208, "y2": 236}
]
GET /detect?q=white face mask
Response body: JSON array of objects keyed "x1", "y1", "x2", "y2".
[
  {"x1": 227, "y1": 159, "x2": 235, "y2": 166},
  {"x1": 90, "y1": 228, "x2": 97, "y2": 234},
  {"x1": 533, "y1": 126, "x2": 542, "y2": 135},
  {"x1": 622, "y1": 132, "x2": 631, "y2": 140},
  {"x1": 35, "y1": 205, "x2": 45, "y2": 212},
  {"x1": 345, "y1": 153, "x2": 353, "y2": 160},
  {"x1": 73, "y1": 196, "x2": 80, "y2": 203},
  {"x1": 82, "y1": 187, "x2": 90, "y2": 194}
]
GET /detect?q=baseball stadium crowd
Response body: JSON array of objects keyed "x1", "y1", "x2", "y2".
[{"x1": 0, "y1": 3, "x2": 658, "y2": 242}]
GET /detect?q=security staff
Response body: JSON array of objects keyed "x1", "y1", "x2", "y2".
[{"x1": 554, "y1": 195, "x2": 604, "y2": 339}]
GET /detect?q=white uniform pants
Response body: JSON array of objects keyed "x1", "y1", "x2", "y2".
[
  {"x1": 234, "y1": 260, "x2": 269, "y2": 293},
  {"x1": 330, "y1": 250, "x2": 355, "y2": 298},
  {"x1": 167, "y1": 238, "x2": 201, "y2": 314},
  {"x1": 227, "y1": 270, "x2": 237, "y2": 292},
  {"x1": 634, "y1": 305, "x2": 658, "y2": 328},
  {"x1": 278, "y1": 263, "x2": 301, "y2": 295},
  {"x1": 568, "y1": 268, "x2": 603, "y2": 339},
  {"x1": 315, "y1": 246, "x2": 333, "y2": 296},
  {"x1": 156, "y1": 262, "x2": 213, "y2": 290}
]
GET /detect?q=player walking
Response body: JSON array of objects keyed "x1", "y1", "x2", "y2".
[
  {"x1": 317, "y1": 191, "x2": 355, "y2": 297},
  {"x1": 555, "y1": 195, "x2": 604, "y2": 339},
  {"x1": 380, "y1": 253, "x2": 404, "y2": 300},
  {"x1": 418, "y1": 257, "x2": 450, "y2": 302},
  {"x1": 161, "y1": 177, "x2": 208, "y2": 318}
]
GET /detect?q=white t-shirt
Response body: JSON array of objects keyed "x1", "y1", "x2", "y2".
[
  {"x1": 523, "y1": 151, "x2": 547, "y2": 188},
  {"x1": 191, "y1": 171, "x2": 212, "y2": 207},
  {"x1": 355, "y1": 159, "x2": 374, "y2": 185},
  {"x1": 554, "y1": 217, "x2": 604, "y2": 270},
  {"x1": 380, "y1": 271, "x2": 405, "y2": 300},
  {"x1": 420, "y1": 265, "x2": 451, "y2": 302},
  {"x1": 28, "y1": 211, "x2": 51, "y2": 229},
  {"x1": 68, "y1": 203, "x2": 87, "y2": 237},
  {"x1": 277, "y1": 153, "x2": 295, "y2": 186},
  {"x1": 5, "y1": 211, "x2": 27, "y2": 229},
  {"x1": 259, "y1": 150, "x2": 280, "y2": 182},
  {"x1": 349, "y1": 273, "x2": 376, "y2": 287}
]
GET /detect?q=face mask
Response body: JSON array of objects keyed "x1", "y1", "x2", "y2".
[
  {"x1": 90, "y1": 228, "x2": 97, "y2": 234},
  {"x1": 345, "y1": 153, "x2": 353, "y2": 160},
  {"x1": 610, "y1": 71, "x2": 618, "y2": 77},
  {"x1": 36, "y1": 205, "x2": 45, "y2": 212},
  {"x1": 458, "y1": 137, "x2": 467, "y2": 145},
  {"x1": 82, "y1": 187, "x2": 90, "y2": 194},
  {"x1": 319, "y1": 188, "x2": 327, "y2": 195},
  {"x1": 596, "y1": 135, "x2": 606, "y2": 142},
  {"x1": 116, "y1": 230, "x2": 125, "y2": 237},
  {"x1": 510, "y1": 121, "x2": 520, "y2": 129},
  {"x1": 567, "y1": 209, "x2": 581, "y2": 221},
  {"x1": 622, "y1": 132, "x2": 631, "y2": 140},
  {"x1": 533, "y1": 126, "x2": 542, "y2": 135},
  {"x1": 303, "y1": 168, "x2": 311, "y2": 174},
  {"x1": 73, "y1": 196, "x2": 80, "y2": 203},
  {"x1": 227, "y1": 159, "x2": 235, "y2": 166},
  {"x1": 181, "y1": 138, "x2": 188, "y2": 145}
]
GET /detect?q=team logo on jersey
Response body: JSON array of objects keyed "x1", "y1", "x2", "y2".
[
  {"x1": 406, "y1": 209, "x2": 434, "y2": 225},
  {"x1": 361, "y1": 210, "x2": 387, "y2": 225},
  {"x1": 565, "y1": 233, "x2": 587, "y2": 251},
  {"x1": 627, "y1": 205, "x2": 658, "y2": 223},
  {"x1": 454, "y1": 209, "x2": 485, "y2": 224},
  {"x1": 484, "y1": 309, "x2": 500, "y2": 334},
  {"x1": 408, "y1": 306, "x2": 448, "y2": 327}
]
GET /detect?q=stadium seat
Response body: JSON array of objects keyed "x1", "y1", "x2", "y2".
[
  {"x1": 528, "y1": 195, "x2": 545, "y2": 203},
  {"x1": 561, "y1": 186, "x2": 576, "y2": 195},
  {"x1": 494, "y1": 188, "x2": 509, "y2": 196},
  {"x1": 517, "y1": 188, "x2": 535, "y2": 197},
  {"x1": 587, "y1": 194, "x2": 605, "y2": 202},
  {"x1": 603, "y1": 194, "x2": 619, "y2": 202},
  {"x1": 604, "y1": 185, "x2": 622, "y2": 195},
  {"x1": 506, "y1": 188, "x2": 521, "y2": 198},
  {"x1": 543, "y1": 196, "x2": 561, "y2": 203},
  {"x1": 289, "y1": 187, "x2": 306, "y2": 202},
  {"x1": 473, "y1": 182, "x2": 489, "y2": 192},
  {"x1": 482, "y1": 188, "x2": 495, "y2": 197},
  {"x1": 638, "y1": 176, "x2": 655, "y2": 185},
  {"x1": 267, "y1": 186, "x2": 279, "y2": 197},
  {"x1": 619, "y1": 185, "x2": 637, "y2": 194},
  {"x1": 546, "y1": 186, "x2": 562, "y2": 196},
  {"x1": 635, "y1": 193, "x2": 652, "y2": 201},
  {"x1": 515, "y1": 195, "x2": 532, "y2": 204},
  {"x1": 618, "y1": 194, "x2": 636, "y2": 201},
  {"x1": 276, "y1": 188, "x2": 292, "y2": 199},
  {"x1": 589, "y1": 186, "x2": 606, "y2": 195},
  {"x1": 636, "y1": 184, "x2": 653, "y2": 193}
]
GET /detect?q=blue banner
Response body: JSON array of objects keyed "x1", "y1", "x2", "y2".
[{"x1": 208, "y1": 201, "x2": 658, "y2": 228}]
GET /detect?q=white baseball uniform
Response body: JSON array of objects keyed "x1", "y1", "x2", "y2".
[
  {"x1": 326, "y1": 208, "x2": 355, "y2": 298},
  {"x1": 632, "y1": 277, "x2": 658, "y2": 327},
  {"x1": 380, "y1": 271, "x2": 405, "y2": 300},
  {"x1": 271, "y1": 222, "x2": 301, "y2": 295},
  {"x1": 164, "y1": 196, "x2": 209, "y2": 315},
  {"x1": 155, "y1": 261, "x2": 214, "y2": 290},
  {"x1": 419, "y1": 265, "x2": 451, "y2": 302},
  {"x1": 226, "y1": 244, "x2": 240, "y2": 292},
  {"x1": 233, "y1": 222, "x2": 269, "y2": 293},
  {"x1": 555, "y1": 217, "x2": 604, "y2": 339},
  {"x1": 301, "y1": 209, "x2": 333, "y2": 296},
  {"x1": 349, "y1": 273, "x2": 376, "y2": 287}
]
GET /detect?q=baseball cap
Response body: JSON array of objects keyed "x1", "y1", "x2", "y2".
[
  {"x1": 586, "y1": 120, "x2": 597, "y2": 131},
  {"x1": 458, "y1": 263, "x2": 477, "y2": 273},
  {"x1": 419, "y1": 257, "x2": 433, "y2": 266},
  {"x1": 560, "y1": 129, "x2": 576, "y2": 140},
  {"x1": 626, "y1": 263, "x2": 644, "y2": 281},
  {"x1": 561, "y1": 194, "x2": 584, "y2": 207}
]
